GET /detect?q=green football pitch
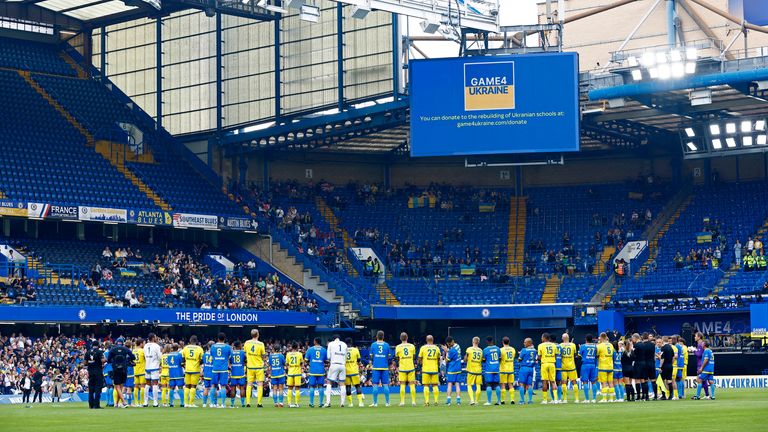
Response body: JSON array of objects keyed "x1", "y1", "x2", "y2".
[{"x1": 1, "y1": 389, "x2": 766, "y2": 432}]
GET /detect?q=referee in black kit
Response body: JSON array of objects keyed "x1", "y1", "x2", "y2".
[{"x1": 86, "y1": 341, "x2": 105, "y2": 409}]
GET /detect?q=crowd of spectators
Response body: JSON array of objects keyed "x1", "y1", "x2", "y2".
[{"x1": 0, "y1": 333, "x2": 91, "y2": 396}]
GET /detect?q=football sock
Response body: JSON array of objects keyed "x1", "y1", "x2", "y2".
[
  {"x1": 203, "y1": 391, "x2": 208, "y2": 406},
  {"x1": 592, "y1": 383, "x2": 600, "y2": 399},
  {"x1": 309, "y1": 388, "x2": 315, "y2": 406},
  {"x1": 257, "y1": 385, "x2": 263, "y2": 405},
  {"x1": 153, "y1": 385, "x2": 160, "y2": 405},
  {"x1": 383, "y1": 385, "x2": 390, "y2": 404},
  {"x1": 246, "y1": 384, "x2": 252, "y2": 405},
  {"x1": 527, "y1": 387, "x2": 533, "y2": 403},
  {"x1": 287, "y1": 390, "x2": 293, "y2": 405},
  {"x1": 183, "y1": 388, "x2": 189, "y2": 405},
  {"x1": 409, "y1": 384, "x2": 416, "y2": 404},
  {"x1": 358, "y1": 391, "x2": 364, "y2": 405},
  {"x1": 468, "y1": 385, "x2": 475, "y2": 403},
  {"x1": 325, "y1": 384, "x2": 333, "y2": 405},
  {"x1": 424, "y1": 386, "x2": 430, "y2": 404},
  {"x1": 696, "y1": 383, "x2": 702, "y2": 398},
  {"x1": 562, "y1": 385, "x2": 568, "y2": 402},
  {"x1": 295, "y1": 389, "x2": 300, "y2": 405},
  {"x1": 372, "y1": 386, "x2": 378, "y2": 404},
  {"x1": 710, "y1": 383, "x2": 715, "y2": 398},
  {"x1": 400, "y1": 385, "x2": 406, "y2": 403},
  {"x1": 518, "y1": 387, "x2": 525, "y2": 403},
  {"x1": 556, "y1": 386, "x2": 562, "y2": 401},
  {"x1": 486, "y1": 386, "x2": 492, "y2": 403},
  {"x1": 494, "y1": 386, "x2": 501, "y2": 403},
  {"x1": 474, "y1": 385, "x2": 481, "y2": 403},
  {"x1": 340, "y1": 386, "x2": 347, "y2": 405},
  {"x1": 582, "y1": 383, "x2": 589, "y2": 401},
  {"x1": 508, "y1": 388, "x2": 514, "y2": 403},
  {"x1": 433, "y1": 386, "x2": 439, "y2": 404},
  {"x1": 279, "y1": 389, "x2": 284, "y2": 405}
]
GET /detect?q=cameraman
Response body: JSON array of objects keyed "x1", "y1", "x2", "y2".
[
  {"x1": 86, "y1": 341, "x2": 105, "y2": 409},
  {"x1": 107, "y1": 337, "x2": 135, "y2": 408}
]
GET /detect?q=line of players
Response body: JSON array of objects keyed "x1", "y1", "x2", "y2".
[{"x1": 100, "y1": 328, "x2": 716, "y2": 408}]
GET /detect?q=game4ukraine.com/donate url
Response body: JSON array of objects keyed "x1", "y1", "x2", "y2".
[{"x1": 418, "y1": 111, "x2": 566, "y2": 129}]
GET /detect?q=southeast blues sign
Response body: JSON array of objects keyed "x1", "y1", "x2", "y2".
[{"x1": 410, "y1": 52, "x2": 579, "y2": 157}]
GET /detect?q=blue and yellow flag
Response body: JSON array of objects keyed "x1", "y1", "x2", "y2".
[{"x1": 464, "y1": 61, "x2": 515, "y2": 111}]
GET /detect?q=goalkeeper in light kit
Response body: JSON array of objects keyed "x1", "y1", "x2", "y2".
[{"x1": 417, "y1": 335, "x2": 441, "y2": 406}]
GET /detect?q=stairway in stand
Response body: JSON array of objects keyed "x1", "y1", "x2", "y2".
[
  {"x1": 540, "y1": 275, "x2": 562, "y2": 303},
  {"x1": 20, "y1": 71, "x2": 171, "y2": 212},
  {"x1": 59, "y1": 52, "x2": 88, "y2": 79},
  {"x1": 376, "y1": 281, "x2": 400, "y2": 305},
  {"x1": 506, "y1": 197, "x2": 527, "y2": 277},
  {"x1": 593, "y1": 246, "x2": 616, "y2": 276}
]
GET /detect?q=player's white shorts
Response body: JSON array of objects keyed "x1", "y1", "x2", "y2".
[
  {"x1": 327, "y1": 364, "x2": 346, "y2": 383},
  {"x1": 145, "y1": 370, "x2": 160, "y2": 381}
]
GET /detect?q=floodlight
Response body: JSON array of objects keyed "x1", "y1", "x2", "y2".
[
  {"x1": 741, "y1": 121, "x2": 752, "y2": 133},
  {"x1": 300, "y1": 4, "x2": 320, "y2": 22},
  {"x1": 656, "y1": 52, "x2": 668, "y2": 64},
  {"x1": 726, "y1": 137, "x2": 736, "y2": 148},
  {"x1": 685, "y1": 127, "x2": 695, "y2": 137},
  {"x1": 631, "y1": 69, "x2": 643, "y2": 81},
  {"x1": 627, "y1": 56, "x2": 639, "y2": 67},
  {"x1": 686, "y1": 142, "x2": 697, "y2": 151},
  {"x1": 709, "y1": 124, "x2": 720, "y2": 135},
  {"x1": 725, "y1": 123, "x2": 736, "y2": 134},
  {"x1": 755, "y1": 120, "x2": 766, "y2": 131},
  {"x1": 712, "y1": 139, "x2": 722, "y2": 149},
  {"x1": 743, "y1": 136, "x2": 753, "y2": 146},
  {"x1": 685, "y1": 62, "x2": 696, "y2": 74},
  {"x1": 758, "y1": 135, "x2": 767, "y2": 145},
  {"x1": 641, "y1": 52, "x2": 656, "y2": 67},
  {"x1": 670, "y1": 50, "x2": 682, "y2": 62},
  {"x1": 685, "y1": 47, "x2": 698, "y2": 60},
  {"x1": 648, "y1": 68, "x2": 659, "y2": 79},
  {"x1": 671, "y1": 62, "x2": 684, "y2": 78},
  {"x1": 658, "y1": 64, "x2": 671, "y2": 79}
]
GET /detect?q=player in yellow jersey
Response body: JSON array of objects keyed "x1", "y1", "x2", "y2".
[
  {"x1": 464, "y1": 336, "x2": 483, "y2": 406},
  {"x1": 418, "y1": 335, "x2": 441, "y2": 406},
  {"x1": 286, "y1": 342, "x2": 304, "y2": 408},
  {"x1": 181, "y1": 335, "x2": 204, "y2": 407},
  {"x1": 132, "y1": 338, "x2": 146, "y2": 407},
  {"x1": 395, "y1": 332, "x2": 416, "y2": 406},
  {"x1": 499, "y1": 336, "x2": 516, "y2": 405},
  {"x1": 160, "y1": 345, "x2": 171, "y2": 407},
  {"x1": 243, "y1": 329, "x2": 266, "y2": 407},
  {"x1": 596, "y1": 332, "x2": 615, "y2": 402},
  {"x1": 537, "y1": 332, "x2": 557, "y2": 404},
  {"x1": 344, "y1": 337, "x2": 364, "y2": 407},
  {"x1": 560, "y1": 333, "x2": 579, "y2": 403}
]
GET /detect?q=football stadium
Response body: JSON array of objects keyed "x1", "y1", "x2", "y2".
[{"x1": 1, "y1": 0, "x2": 768, "y2": 430}]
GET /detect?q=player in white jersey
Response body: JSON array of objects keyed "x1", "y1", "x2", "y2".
[
  {"x1": 143, "y1": 332, "x2": 163, "y2": 407},
  {"x1": 325, "y1": 334, "x2": 348, "y2": 407}
]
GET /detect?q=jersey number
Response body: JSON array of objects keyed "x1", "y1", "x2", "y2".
[
  {"x1": 490, "y1": 352, "x2": 498, "y2": 361},
  {"x1": 403, "y1": 348, "x2": 409, "y2": 356},
  {"x1": 289, "y1": 356, "x2": 297, "y2": 365},
  {"x1": 546, "y1": 346, "x2": 553, "y2": 355},
  {"x1": 217, "y1": 348, "x2": 222, "y2": 357},
  {"x1": 427, "y1": 348, "x2": 436, "y2": 358},
  {"x1": 472, "y1": 352, "x2": 481, "y2": 361},
  {"x1": 562, "y1": 347, "x2": 572, "y2": 356}
]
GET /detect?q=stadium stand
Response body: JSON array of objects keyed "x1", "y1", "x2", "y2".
[
  {"x1": 0, "y1": 37, "x2": 77, "y2": 77},
  {"x1": 0, "y1": 70, "x2": 157, "y2": 209}
]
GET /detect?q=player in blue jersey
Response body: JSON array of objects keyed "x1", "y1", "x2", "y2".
[
  {"x1": 166, "y1": 344, "x2": 184, "y2": 407},
  {"x1": 578, "y1": 334, "x2": 598, "y2": 403},
  {"x1": 305, "y1": 337, "x2": 327, "y2": 407},
  {"x1": 103, "y1": 353, "x2": 114, "y2": 408},
  {"x1": 230, "y1": 341, "x2": 247, "y2": 408},
  {"x1": 369, "y1": 331, "x2": 392, "y2": 407},
  {"x1": 674, "y1": 335, "x2": 686, "y2": 399},
  {"x1": 550, "y1": 334, "x2": 563, "y2": 403},
  {"x1": 210, "y1": 333, "x2": 232, "y2": 408},
  {"x1": 482, "y1": 336, "x2": 502, "y2": 406},
  {"x1": 694, "y1": 340, "x2": 715, "y2": 400},
  {"x1": 201, "y1": 342, "x2": 214, "y2": 407},
  {"x1": 612, "y1": 342, "x2": 625, "y2": 402},
  {"x1": 517, "y1": 338, "x2": 536, "y2": 404},
  {"x1": 443, "y1": 336, "x2": 462, "y2": 406},
  {"x1": 269, "y1": 348, "x2": 287, "y2": 408},
  {"x1": 124, "y1": 340, "x2": 135, "y2": 406}
]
